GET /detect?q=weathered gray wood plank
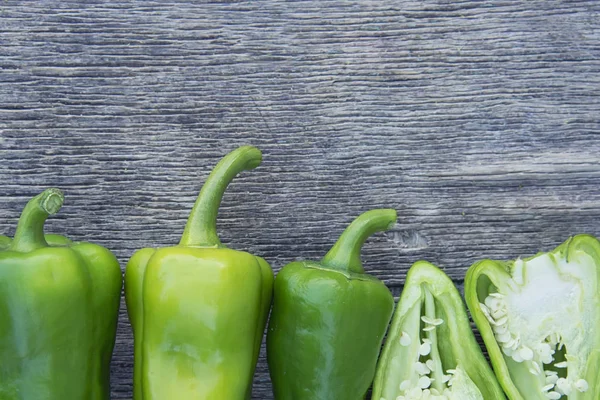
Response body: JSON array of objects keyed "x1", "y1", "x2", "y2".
[{"x1": 1, "y1": 1, "x2": 599, "y2": 398}]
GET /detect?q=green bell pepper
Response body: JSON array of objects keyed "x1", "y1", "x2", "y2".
[
  {"x1": 266, "y1": 209, "x2": 396, "y2": 400},
  {"x1": 465, "y1": 235, "x2": 600, "y2": 400},
  {"x1": 125, "y1": 146, "x2": 273, "y2": 400},
  {"x1": 0, "y1": 188, "x2": 123, "y2": 400},
  {"x1": 372, "y1": 261, "x2": 506, "y2": 400}
]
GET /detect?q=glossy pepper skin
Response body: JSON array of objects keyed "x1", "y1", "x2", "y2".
[
  {"x1": 267, "y1": 209, "x2": 396, "y2": 400},
  {"x1": 125, "y1": 146, "x2": 273, "y2": 400},
  {"x1": 465, "y1": 235, "x2": 600, "y2": 400},
  {"x1": 372, "y1": 261, "x2": 506, "y2": 400},
  {"x1": 0, "y1": 188, "x2": 123, "y2": 400}
]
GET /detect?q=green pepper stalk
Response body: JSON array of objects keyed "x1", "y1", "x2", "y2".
[
  {"x1": 372, "y1": 261, "x2": 506, "y2": 400},
  {"x1": 266, "y1": 209, "x2": 396, "y2": 400},
  {"x1": 465, "y1": 235, "x2": 600, "y2": 400},
  {"x1": 0, "y1": 189, "x2": 123, "y2": 400},
  {"x1": 125, "y1": 146, "x2": 273, "y2": 400}
]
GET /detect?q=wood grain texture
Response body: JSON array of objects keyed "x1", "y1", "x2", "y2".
[{"x1": 1, "y1": 1, "x2": 599, "y2": 398}]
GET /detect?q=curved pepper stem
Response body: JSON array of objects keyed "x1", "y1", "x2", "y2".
[
  {"x1": 179, "y1": 146, "x2": 262, "y2": 247},
  {"x1": 10, "y1": 188, "x2": 64, "y2": 253},
  {"x1": 321, "y1": 209, "x2": 397, "y2": 274}
]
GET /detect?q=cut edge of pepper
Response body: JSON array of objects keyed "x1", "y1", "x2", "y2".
[{"x1": 373, "y1": 260, "x2": 505, "y2": 400}]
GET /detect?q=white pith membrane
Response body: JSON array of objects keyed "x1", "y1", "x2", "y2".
[
  {"x1": 479, "y1": 252, "x2": 596, "y2": 399},
  {"x1": 380, "y1": 286, "x2": 483, "y2": 400}
]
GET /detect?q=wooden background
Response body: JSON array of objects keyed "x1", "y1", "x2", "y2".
[{"x1": 1, "y1": 1, "x2": 599, "y2": 398}]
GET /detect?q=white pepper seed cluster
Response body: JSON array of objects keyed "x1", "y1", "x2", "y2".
[
  {"x1": 380, "y1": 316, "x2": 468, "y2": 400},
  {"x1": 480, "y1": 291, "x2": 589, "y2": 399}
]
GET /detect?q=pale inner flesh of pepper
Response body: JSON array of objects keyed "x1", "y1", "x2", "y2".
[
  {"x1": 379, "y1": 286, "x2": 483, "y2": 400},
  {"x1": 479, "y1": 253, "x2": 596, "y2": 399}
]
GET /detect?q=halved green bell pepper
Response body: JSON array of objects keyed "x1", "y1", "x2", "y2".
[
  {"x1": 267, "y1": 209, "x2": 396, "y2": 400},
  {"x1": 0, "y1": 188, "x2": 123, "y2": 400},
  {"x1": 373, "y1": 261, "x2": 505, "y2": 400},
  {"x1": 465, "y1": 235, "x2": 600, "y2": 400},
  {"x1": 125, "y1": 146, "x2": 273, "y2": 400}
]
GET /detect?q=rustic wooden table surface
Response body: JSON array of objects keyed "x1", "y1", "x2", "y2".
[{"x1": 1, "y1": 1, "x2": 599, "y2": 399}]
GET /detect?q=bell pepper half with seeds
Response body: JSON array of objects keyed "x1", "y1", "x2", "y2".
[
  {"x1": 465, "y1": 235, "x2": 600, "y2": 400},
  {"x1": 372, "y1": 261, "x2": 506, "y2": 400}
]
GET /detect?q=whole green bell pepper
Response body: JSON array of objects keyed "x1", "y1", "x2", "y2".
[
  {"x1": 465, "y1": 235, "x2": 600, "y2": 400},
  {"x1": 372, "y1": 261, "x2": 506, "y2": 400},
  {"x1": 266, "y1": 209, "x2": 396, "y2": 400},
  {"x1": 125, "y1": 146, "x2": 273, "y2": 400},
  {"x1": 0, "y1": 188, "x2": 123, "y2": 400}
]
